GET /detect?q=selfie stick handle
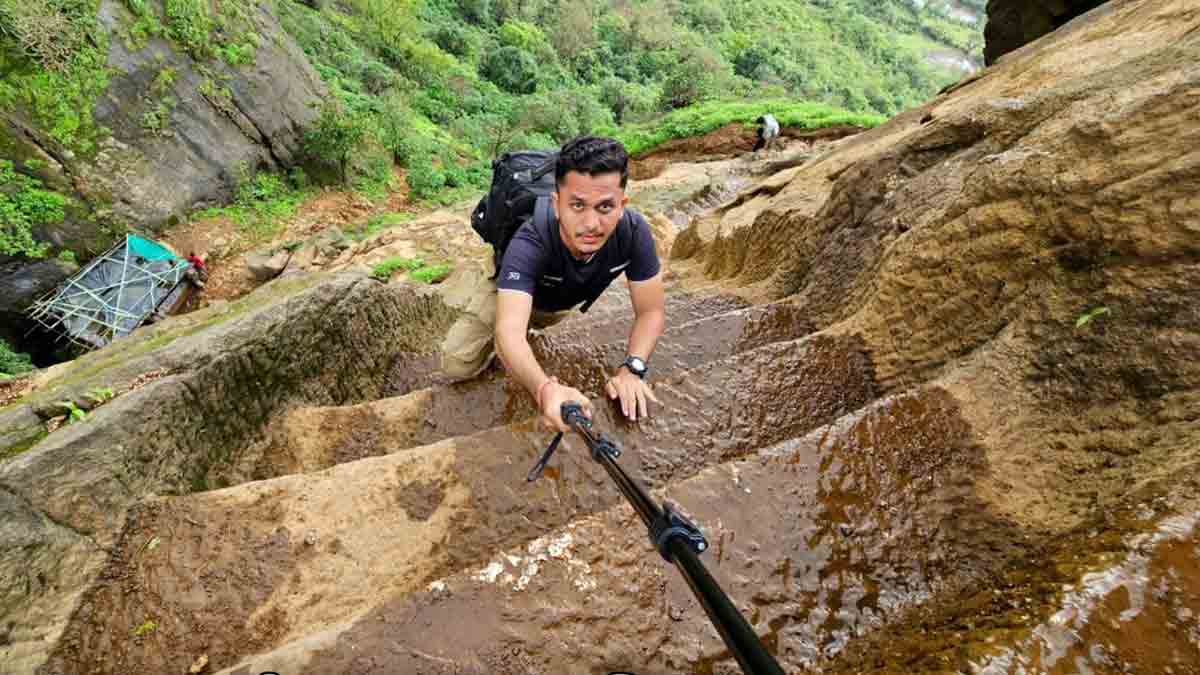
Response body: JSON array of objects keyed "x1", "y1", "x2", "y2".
[{"x1": 559, "y1": 403, "x2": 785, "y2": 675}]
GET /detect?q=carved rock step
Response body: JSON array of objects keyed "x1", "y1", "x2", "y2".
[
  {"x1": 215, "y1": 388, "x2": 1009, "y2": 675},
  {"x1": 381, "y1": 290, "x2": 750, "y2": 398},
  {"x1": 239, "y1": 301, "x2": 812, "y2": 483},
  {"x1": 43, "y1": 332, "x2": 877, "y2": 675}
]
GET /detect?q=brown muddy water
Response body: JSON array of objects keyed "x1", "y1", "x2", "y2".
[{"x1": 969, "y1": 512, "x2": 1199, "y2": 675}]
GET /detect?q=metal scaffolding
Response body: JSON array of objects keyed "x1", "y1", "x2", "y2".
[{"x1": 27, "y1": 235, "x2": 192, "y2": 352}]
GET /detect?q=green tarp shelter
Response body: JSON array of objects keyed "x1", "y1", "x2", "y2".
[{"x1": 27, "y1": 234, "x2": 192, "y2": 351}]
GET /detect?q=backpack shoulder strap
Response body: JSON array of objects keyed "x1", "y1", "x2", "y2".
[{"x1": 533, "y1": 195, "x2": 553, "y2": 232}]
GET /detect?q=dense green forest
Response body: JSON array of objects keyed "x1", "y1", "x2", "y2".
[{"x1": 284, "y1": 0, "x2": 984, "y2": 199}]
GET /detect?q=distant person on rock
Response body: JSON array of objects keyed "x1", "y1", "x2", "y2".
[
  {"x1": 752, "y1": 114, "x2": 780, "y2": 157},
  {"x1": 441, "y1": 136, "x2": 666, "y2": 432},
  {"x1": 185, "y1": 251, "x2": 208, "y2": 288}
]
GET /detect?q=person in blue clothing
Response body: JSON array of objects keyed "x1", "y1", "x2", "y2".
[{"x1": 440, "y1": 136, "x2": 666, "y2": 432}]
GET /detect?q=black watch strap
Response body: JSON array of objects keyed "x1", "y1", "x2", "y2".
[{"x1": 621, "y1": 355, "x2": 647, "y2": 379}]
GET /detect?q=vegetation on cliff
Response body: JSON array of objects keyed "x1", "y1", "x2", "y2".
[{"x1": 0, "y1": 0, "x2": 983, "y2": 245}]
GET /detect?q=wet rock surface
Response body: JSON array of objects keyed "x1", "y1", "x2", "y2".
[
  {"x1": 233, "y1": 389, "x2": 1020, "y2": 675},
  {"x1": 1, "y1": 274, "x2": 455, "y2": 673},
  {"x1": 41, "y1": 330, "x2": 877, "y2": 675},
  {"x1": 241, "y1": 300, "x2": 808, "y2": 482}
]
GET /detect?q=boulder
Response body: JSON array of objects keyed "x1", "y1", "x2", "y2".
[
  {"x1": 245, "y1": 249, "x2": 292, "y2": 281},
  {"x1": 1, "y1": 0, "x2": 327, "y2": 257},
  {"x1": 0, "y1": 259, "x2": 77, "y2": 345},
  {"x1": 0, "y1": 259, "x2": 76, "y2": 315}
]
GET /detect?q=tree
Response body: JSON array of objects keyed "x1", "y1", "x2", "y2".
[
  {"x1": 659, "y1": 37, "x2": 729, "y2": 109},
  {"x1": 550, "y1": 2, "x2": 595, "y2": 61},
  {"x1": 458, "y1": 0, "x2": 491, "y2": 25},
  {"x1": 304, "y1": 102, "x2": 370, "y2": 184},
  {"x1": 480, "y1": 45, "x2": 539, "y2": 94}
]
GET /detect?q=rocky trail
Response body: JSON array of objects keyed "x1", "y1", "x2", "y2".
[{"x1": 4, "y1": 1, "x2": 1200, "y2": 673}]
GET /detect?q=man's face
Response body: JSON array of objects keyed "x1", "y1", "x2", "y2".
[{"x1": 551, "y1": 170, "x2": 628, "y2": 259}]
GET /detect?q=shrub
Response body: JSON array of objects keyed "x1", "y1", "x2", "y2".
[
  {"x1": 163, "y1": 0, "x2": 214, "y2": 58},
  {"x1": 0, "y1": 159, "x2": 61, "y2": 258},
  {"x1": 480, "y1": 45, "x2": 538, "y2": 94},
  {"x1": 431, "y1": 22, "x2": 479, "y2": 59},
  {"x1": 0, "y1": 0, "x2": 110, "y2": 152},
  {"x1": 303, "y1": 101, "x2": 372, "y2": 184},
  {"x1": 361, "y1": 59, "x2": 399, "y2": 94},
  {"x1": 0, "y1": 338, "x2": 34, "y2": 378}
]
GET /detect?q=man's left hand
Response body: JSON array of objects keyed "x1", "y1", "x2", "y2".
[{"x1": 606, "y1": 369, "x2": 660, "y2": 422}]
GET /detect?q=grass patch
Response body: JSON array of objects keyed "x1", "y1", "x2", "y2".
[
  {"x1": 410, "y1": 262, "x2": 451, "y2": 284},
  {"x1": 349, "y1": 211, "x2": 415, "y2": 240},
  {"x1": 195, "y1": 165, "x2": 310, "y2": 242},
  {"x1": 370, "y1": 255, "x2": 451, "y2": 283},
  {"x1": 370, "y1": 255, "x2": 423, "y2": 279},
  {"x1": 610, "y1": 99, "x2": 886, "y2": 157},
  {"x1": 413, "y1": 182, "x2": 485, "y2": 209}
]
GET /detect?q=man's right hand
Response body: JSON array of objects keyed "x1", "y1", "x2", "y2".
[{"x1": 538, "y1": 378, "x2": 592, "y2": 432}]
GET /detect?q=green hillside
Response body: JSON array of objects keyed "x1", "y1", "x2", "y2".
[
  {"x1": 276, "y1": 0, "x2": 982, "y2": 200},
  {"x1": 0, "y1": 0, "x2": 984, "y2": 216}
]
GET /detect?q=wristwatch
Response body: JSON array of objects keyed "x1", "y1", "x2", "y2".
[{"x1": 620, "y1": 355, "x2": 648, "y2": 379}]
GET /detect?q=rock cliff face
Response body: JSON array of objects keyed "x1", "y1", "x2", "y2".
[
  {"x1": 1, "y1": 0, "x2": 325, "y2": 256},
  {"x1": 983, "y1": 0, "x2": 1109, "y2": 63},
  {"x1": 678, "y1": 0, "x2": 1199, "y2": 534}
]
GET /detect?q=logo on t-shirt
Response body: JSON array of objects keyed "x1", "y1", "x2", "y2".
[{"x1": 507, "y1": 272, "x2": 521, "y2": 281}]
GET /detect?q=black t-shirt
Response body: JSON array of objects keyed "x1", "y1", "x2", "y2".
[{"x1": 496, "y1": 203, "x2": 660, "y2": 312}]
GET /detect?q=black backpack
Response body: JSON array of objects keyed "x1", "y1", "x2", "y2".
[{"x1": 471, "y1": 150, "x2": 558, "y2": 277}]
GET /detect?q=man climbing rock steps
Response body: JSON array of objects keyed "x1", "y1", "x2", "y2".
[{"x1": 441, "y1": 136, "x2": 666, "y2": 431}]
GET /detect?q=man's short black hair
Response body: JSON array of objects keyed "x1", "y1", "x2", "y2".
[{"x1": 556, "y1": 135, "x2": 629, "y2": 189}]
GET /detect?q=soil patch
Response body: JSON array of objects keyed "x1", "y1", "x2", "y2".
[
  {"x1": 398, "y1": 477, "x2": 447, "y2": 522},
  {"x1": 162, "y1": 167, "x2": 415, "y2": 309},
  {"x1": 632, "y1": 123, "x2": 868, "y2": 178}
]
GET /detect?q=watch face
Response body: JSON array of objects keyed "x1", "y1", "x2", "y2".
[{"x1": 627, "y1": 357, "x2": 646, "y2": 373}]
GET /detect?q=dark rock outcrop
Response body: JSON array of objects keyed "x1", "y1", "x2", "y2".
[
  {"x1": 0, "y1": 259, "x2": 77, "y2": 364},
  {"x1": 984, "y1": 0, "x2": 1109, "y2": 64},
  {"x1": 0, "y1": 259, "x2": 76, "y2": 341},
  {"x1": 1, "y1": 0, "x2": 326, "y2": 258}
]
